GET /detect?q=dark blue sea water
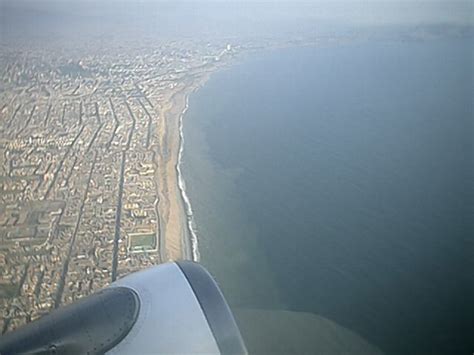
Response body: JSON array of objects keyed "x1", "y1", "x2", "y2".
[{"x1": 182, "y1": 38, "x2": 473, "y2": 354}]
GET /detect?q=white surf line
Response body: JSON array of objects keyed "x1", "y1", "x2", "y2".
[{"x1": 176, "y1": 94, "x2": 200, "y2": 262}]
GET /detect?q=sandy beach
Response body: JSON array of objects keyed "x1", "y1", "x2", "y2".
[{"x1": 153, "y1": 70, "x2": 216, "y2": 262}]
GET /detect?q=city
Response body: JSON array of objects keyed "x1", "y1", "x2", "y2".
[{"x1": 0, "y1": 40, "x2": 237, "y2": 333}]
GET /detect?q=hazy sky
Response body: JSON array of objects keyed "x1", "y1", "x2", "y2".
[
  {"x1": 1, "y1": 0, "x2": 472, "y2": 44},
  {"x1": 2, "y1": 0, "x2": 472, "y2": 24}
]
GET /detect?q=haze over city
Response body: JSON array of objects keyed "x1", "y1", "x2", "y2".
[{"x1": 0, "y1": 1, "x2": 472, "y2": 354}]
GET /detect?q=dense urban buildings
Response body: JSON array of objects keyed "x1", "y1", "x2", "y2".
[{"x1": 0, "y1": 40, "x2": 236, "y2": 332}]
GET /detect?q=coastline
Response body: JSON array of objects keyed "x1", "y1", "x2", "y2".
[
  {"x1": 177, "y1": 93, "x2": 200, "y2": 261},
  {"x1": 153, "y1": 42, "x2": 344, "y2": 263},
  {"x1": 154, "y1": 69, "x2": 216, "y2": 262}
]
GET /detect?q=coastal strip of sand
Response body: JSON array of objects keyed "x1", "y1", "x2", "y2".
[{"x1": 153, "y1": 69, "x2": 217, "y2": 262}]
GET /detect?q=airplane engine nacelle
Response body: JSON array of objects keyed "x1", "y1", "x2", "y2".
[{"x1": 0, "y1": 261, "x2": 248, "y2": 355}]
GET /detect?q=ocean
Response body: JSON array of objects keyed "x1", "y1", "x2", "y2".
[{"x1": 181, "y1": 37, "x2": 473, "y2": 354}]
